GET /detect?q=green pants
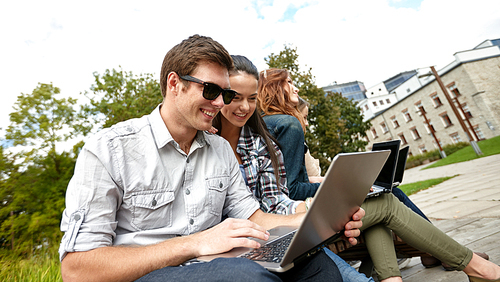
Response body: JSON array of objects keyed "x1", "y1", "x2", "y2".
[{"x1": 360, "y1": 193, "x2": 473, "y2": 280}]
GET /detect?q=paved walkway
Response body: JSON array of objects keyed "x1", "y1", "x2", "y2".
[{"x1": 398, "y1": 154, "x2": 500, "y2": 281}]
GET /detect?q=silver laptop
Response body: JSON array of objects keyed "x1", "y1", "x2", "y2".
[
  {"x1": 198, "y1": 150, "x2": 390, "y2": 272},
  {"x1": 393, "y1": 146, "x2": 410, "y2": 186},
  {"x1": 367, "y1": 140, "x2": 401, "y2": 198}
]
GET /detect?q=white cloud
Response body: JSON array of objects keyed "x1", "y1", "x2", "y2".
[{"x1": 1, "y1": 0, "x2": 499, "y2": 143}]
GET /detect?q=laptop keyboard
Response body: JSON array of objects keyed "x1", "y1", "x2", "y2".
[{"x1": 240, "y1": 231, "x2": 296, "y2": 263}]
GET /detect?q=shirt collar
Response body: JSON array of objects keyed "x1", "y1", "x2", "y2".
[
  {"x1": 237, "y1": 125, "x2": 257, "y2": 151},
  {"x1": 148, "y1": 104, "x2": 210, "y2": 149}
]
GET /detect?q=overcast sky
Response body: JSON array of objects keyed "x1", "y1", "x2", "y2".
[{"x1": 1, "y1": 0, "x2": 500, "y2": 142}]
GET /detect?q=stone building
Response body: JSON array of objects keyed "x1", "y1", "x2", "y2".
[{"x1": 364, "y1": 39, "x2": 500, "y2": 155}]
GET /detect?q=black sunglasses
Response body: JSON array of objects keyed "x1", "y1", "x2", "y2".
[{"x1": 179, "y1": 75, "x2": 237, "y2": 105}]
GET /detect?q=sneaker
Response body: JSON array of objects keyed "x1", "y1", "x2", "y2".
[{"x1": 398, "y1": 257, "x2": 411, "y2": 269}]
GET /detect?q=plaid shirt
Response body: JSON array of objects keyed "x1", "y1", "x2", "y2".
[{"x1": 237, "y1": 125, "x2": 301, "y2": 215}]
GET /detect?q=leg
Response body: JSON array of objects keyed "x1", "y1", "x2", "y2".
[
  {"x1": 360, "y1": 193, "x2": 473, "y2": 270},
  {"x1": 324, "y1": 247, "x2": 375, "y2": 282},
  {"x1": 391, "y1": 187, "x2": 430, "y2": 222},
  {"x1": 135, "y1": 258, "x2": 282, "y2": 282},
  {"x1": 276, "y1": 249, "x2": 342, "y2": 282},
  {"x1": 363, "y1": 224, "x2": 401, "y2": 280}
]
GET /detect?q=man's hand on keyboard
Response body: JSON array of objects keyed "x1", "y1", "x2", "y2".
[
  {"x1": 193, "y1": 218, "x2": 270, "y2": 257},
  {"x1": 343, "y1": 207, "x2": 365, "y2": 245}
]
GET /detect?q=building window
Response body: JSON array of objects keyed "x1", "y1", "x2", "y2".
[
  {"x1": 391, "y1": 116, "x2": 400, "y2": 128},
  {"x1": 365, "y1": 104, "x2": 369, "y2": 110},
  {"x1": 440, "y1": 113, "x2": 453, "y2": 127},
  {"x1": 431, "y1": 93, "x2": 443, "y2": 107},
  {"x1": 432, "y1": 139, "x2": 444, "y2": 149},
  {"x1": 424, "y1": 120, "x2": 436, "y2": 134},
  {"x1": 448, "y1": 83, "x2": 461, "y2": 98},
  {"x1": 450, "y1": 132, "x2": 462, "y2": 143},
  {"x1": 386, "y1": 99, "x2": 391, "y2": 104},
  {"x1": 410, "y1": 127, "x2": 421, "y2": 140},
  {"x1": 373, "y1": 101, "x2": 378, "y2": 106},
  {"x1": 473, "y1": 126, "x2": 485, "y2": 140},
  {"x1": 462, "y1": 104, "x2": 473, "y2": 119},
  {"x1": 371, "y1": 128, "x2": 378, "y2": 139},
  {"x1": 398, "y1": 133, "x2": 408, "y2": 145},
  {"x1": 419, "y1": 145, "x2": 427, "y2": 154},
  {"x1": 380, "y1": 122, "x2": 389, "y2": 134},
  {"x1": 415, "y1": 101, "x2": 423, "y2": 115},
  {"x1": 402, "y1": 109, "x2": 412, "y2": 122},
  {"x1": 380, "y1": 100, "x2": 384, "y2": 105}
]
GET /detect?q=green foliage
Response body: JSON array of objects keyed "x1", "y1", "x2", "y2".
[
  {"x1": 5, "y1": 83, "x2": 78, "y2": 160},
  {"x1": 80, "y1": 67, "x2": 162, "y2": 130},
  {"x1": 265, "y1": 45, "x2": 370, "y2": 172},
  {"x1": 1, "y1": 84, "x2": 79, "y2": 258}
]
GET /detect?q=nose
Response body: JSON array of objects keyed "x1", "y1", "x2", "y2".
[
  {"x1": 293, "y1": 85, "x2": 299, "y2": 94},
  {"x1": 212, "y1": 93, "x2": 225, "y2": 108},
  {"x1": 240, "y1": 99, "x2": 250, "y2": 111}
]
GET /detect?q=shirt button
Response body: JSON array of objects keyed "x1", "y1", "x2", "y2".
[
  {"x1": 219, "y1": 182, "x2": 223, "y2": 188},
  {"x1": 74, "y1": 214, "x2": 81, "y2": 221},
  {"x1": 151, "y1": 199, "x2": 157, "y2": 206},
  {"x1": 185, "y1": 189, "x2": 190, "y2": 195},
  {"x1": 189, "y1": 218, "x2": 194, "y2": 225},
  {"x1": 186, "y1": 158, "x2": 190, "y2": 163}
]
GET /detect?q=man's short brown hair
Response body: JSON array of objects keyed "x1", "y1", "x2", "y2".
[{"x1": 160, "y1": 34, "x2": 234, "y2": 97}]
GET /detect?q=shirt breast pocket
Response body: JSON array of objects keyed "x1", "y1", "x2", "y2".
[
  {"x1": 206, "y1": 176, "x2": 229, "y2": 217},
  {"x1": 131, "y1": 191, "x2": 175, "y2": 231}
]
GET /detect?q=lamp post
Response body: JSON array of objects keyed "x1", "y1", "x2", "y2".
[
  {"x1": 418, "y1": 106, "x2": 446, "y2": 158},
  {"x1": 421, "y1": 66, "x2": 482, "y2": 155}
]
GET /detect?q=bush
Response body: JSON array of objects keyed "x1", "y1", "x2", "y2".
[{"x1": 405, "y1": 142, "x2": 469, "y2": 169}]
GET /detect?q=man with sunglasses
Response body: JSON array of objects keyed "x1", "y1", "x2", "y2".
[{"x1": 59, "y1": 34, "x2": 364, "y2": 282}]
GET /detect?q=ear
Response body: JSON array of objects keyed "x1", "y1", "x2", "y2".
[{"x1": 166, "y1": 72, "x2": 182, "y2": 96}]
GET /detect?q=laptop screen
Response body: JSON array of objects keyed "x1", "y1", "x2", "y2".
[
  {"x1": 394, "y1": 146, "x2": 410, "y2": 184},
  {"x1": 371, "y1": 140, "x2": 401, "y2": 189}
]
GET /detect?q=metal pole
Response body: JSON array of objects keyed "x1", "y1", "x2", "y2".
[
  {"x1": 429, "y1": 66, "x2": 482, "y2": 155},
  {"x1": 419, "y1": 106, "x2": 446, "y2": 158},
  {"x1": 453, "y1": 96, "x2": 481, "y2": 141}
]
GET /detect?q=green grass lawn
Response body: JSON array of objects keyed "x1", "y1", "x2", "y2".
[
  {"x1": 0, "y1": 254, "x2": 62, "y2": 282},
  {"x1": 398, "y1": 175, "x2": 457, "y2": 196},
  {"x1": 424, "y1": 135, "x2": 500, "y2": 169}
]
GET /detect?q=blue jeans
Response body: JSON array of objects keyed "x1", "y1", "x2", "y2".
[
  {"x1": 136, "y1": 250, "x2": 342, "y2": 282},
  {"x1": 391, "y1": 187, "x2": 430, "y2": 222},
  {"x1": 325, "y1": 248, "x2": 375, "y2": 282}
]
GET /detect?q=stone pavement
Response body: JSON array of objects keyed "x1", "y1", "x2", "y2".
[{"x1": 398, "y1": 154, "x2": 500, "y2": 281}]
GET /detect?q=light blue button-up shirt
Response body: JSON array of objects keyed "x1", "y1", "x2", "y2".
[{"x1": 59, "y1": 105, "x2": 260, "y2": 261}]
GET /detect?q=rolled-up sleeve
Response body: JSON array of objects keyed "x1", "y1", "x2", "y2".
[{"x1": 59, "y1": 140, "x2": 122, "y2": 261}]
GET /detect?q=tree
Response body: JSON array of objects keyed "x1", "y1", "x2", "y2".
[
  {"x1": 328, "y1": 92, "x2": 371, "y2": 154},
  {"x1": 1, "y1": 83, "x2": 79, "y2": 257},
  {"x1": 6, "y1": 83, "x2": 78, "y2": 162},
  {"x1": 80, "y1": 67, "x2": 162, "y2": 131},
  {"x1": 265, "y1": 45, "x2": 370, "y2": 172}
]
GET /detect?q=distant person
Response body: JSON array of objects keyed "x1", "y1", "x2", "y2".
[{"x1": 297, "y1": 97, "x2": 322, "y2": 183}]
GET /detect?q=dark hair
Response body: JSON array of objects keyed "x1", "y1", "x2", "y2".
[
  {"x1": 160, "y1": 34, "x2": 234, "y2": 97},
  {"x1": 229, "y1": 55, "x2": 259, "y2": 80},
  {"x1": 213, "y1": 55, "x2": 281, "y2": 182},
  {"x1": 257, "y1": 68, "x2": 306, "y2": 132}
]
